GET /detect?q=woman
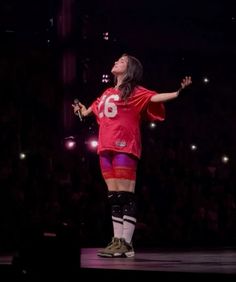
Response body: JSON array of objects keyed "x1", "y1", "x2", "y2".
[{"x1": 72, "y1": 54, "x2": 192, "y2": 257}]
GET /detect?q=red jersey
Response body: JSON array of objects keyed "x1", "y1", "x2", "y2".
[{"x1": 91, "y1": 86, "x2": 165, "y2": 158}]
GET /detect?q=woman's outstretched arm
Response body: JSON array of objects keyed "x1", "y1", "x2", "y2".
[{"x1": 150, "y1": 76, "x2": 192, "y2": 103}]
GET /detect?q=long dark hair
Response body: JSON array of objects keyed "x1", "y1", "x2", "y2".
[{"x1": 115, "y1": 54, "x2": 143, "y2": 101}]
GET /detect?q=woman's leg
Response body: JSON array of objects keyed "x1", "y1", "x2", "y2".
[
  {"x1": 99, "y1": 151, "x2": 138, "y2": 257},
  {"x1": 112, "y1": 153, "x2": 138, "y2": 244},
  {"x1": 99, "y1": 152, "x2": 123, "y2": 240}
]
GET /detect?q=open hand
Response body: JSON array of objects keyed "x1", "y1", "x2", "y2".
[{"x1": 180, "y1": 76, "x2": 192, "y2": 89}]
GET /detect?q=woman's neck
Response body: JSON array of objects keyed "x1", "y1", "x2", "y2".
[{"x1": 115, "y1": 75, "x2": 125, "y2": 88}]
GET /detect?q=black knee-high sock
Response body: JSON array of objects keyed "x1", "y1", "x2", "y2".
[
  {"x1": 117, "y1": 191, "x2": 137, "y2": 243},
  {"x1": 108, "y1": 191, "x2": 123, "y2": 238}
]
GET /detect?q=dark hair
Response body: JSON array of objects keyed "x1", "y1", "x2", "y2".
[{"x1": 115, "y1": 54, "x2": 143, "y2": 101}]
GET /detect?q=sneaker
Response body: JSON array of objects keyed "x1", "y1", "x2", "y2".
[
  {"x1": 97, "y1": 237, "x2": 121, "y2": 257},
  {"x1": 113, "y1": 238, "x2": 135, "y2": 258}
]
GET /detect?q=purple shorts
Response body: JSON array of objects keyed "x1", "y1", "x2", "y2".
[{"x1": 99, "y1": 151, "x2": 138, "y2": 180}]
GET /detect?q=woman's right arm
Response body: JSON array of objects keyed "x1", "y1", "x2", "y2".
[
  {"x1": 72, "y1": 102, "x2": 93, "y2": 117},
  {"x1": 79, "y1": 103, "x2": 93, "y2": 117}
]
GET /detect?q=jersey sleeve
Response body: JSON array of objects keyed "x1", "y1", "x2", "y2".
[
  {"x1": 132, "y1": 87, "x2": 165, "y2": 122},
  {"x1": 144, "y1": 100, "x2": 165, "y2": 121}
]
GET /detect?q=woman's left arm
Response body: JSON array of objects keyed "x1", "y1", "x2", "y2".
[{"x1": 150, "y1": 76, "x2": 192, "y2": 103}]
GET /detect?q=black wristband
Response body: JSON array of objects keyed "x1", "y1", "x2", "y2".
[{"x1": 177, "y1": 87, "x2": 183, "y2": 96}]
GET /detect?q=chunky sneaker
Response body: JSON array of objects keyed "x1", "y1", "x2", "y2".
[
  {"x1": 97, "y1": 237, "x2": 121, "y2": 257},
  {"x1": 113, "y1": 238, "x2": 135, "y2": 258}
]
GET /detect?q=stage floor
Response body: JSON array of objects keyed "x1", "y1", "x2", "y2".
[{"x1": 80, "y1": 247, "x2": 236, "y2": 278}]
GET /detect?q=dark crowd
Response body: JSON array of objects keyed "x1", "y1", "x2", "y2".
[{"x1": 1, "y1": 104, "x2": 236, "y2": 252}]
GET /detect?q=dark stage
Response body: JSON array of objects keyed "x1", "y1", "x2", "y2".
[{"x1": 80, "y1": 247, "x2": 236, "y2": 279}]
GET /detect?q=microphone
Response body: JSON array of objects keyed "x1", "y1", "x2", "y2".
[{"x1": 74, "y1": 98, "x2": 83, "y2": 121}]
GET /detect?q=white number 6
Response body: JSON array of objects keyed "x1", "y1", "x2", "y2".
[{"x1": 99, "y1": 94, "x2": 119, "y2": 118}]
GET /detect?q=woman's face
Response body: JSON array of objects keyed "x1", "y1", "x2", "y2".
[{"x1": 111, "y1": 55, "x2": 128, "y2": 76}]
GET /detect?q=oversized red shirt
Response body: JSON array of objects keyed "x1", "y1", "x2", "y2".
[{"x1": 91, "y1": 86, "x2": 165, "y2": 159}]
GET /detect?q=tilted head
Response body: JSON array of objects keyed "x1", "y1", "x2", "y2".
[{"x1": 111, "y1": 54, "x2": 143, "y2": 100}]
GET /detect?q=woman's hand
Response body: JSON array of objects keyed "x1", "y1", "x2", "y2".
[
  {"x1": 180, "y1": 76, "x2": 192, "y2": 90},
  {"x1": 72, "y1": 102, "x2": 81, "y2": 115},
  {"x1": 72, "y1": 100, "x2": 92, "y2": 117},
  {"x1": 78, "y1": 102, "x2": 88, "y2": 117},
  {"x1": 176, "y1": 76, "x2": 192, "y2": 96}
]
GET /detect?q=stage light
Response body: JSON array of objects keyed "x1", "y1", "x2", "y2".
[
  {"x1": 149, "y1": 122, "x2": 156, "y2": 129},
  {"x1": 221, "y1": 155, "x2": 229, "y2": 164},
  {"x1": 90, "y1": 140, "x2": 98, "y2": 148},
  {"x1": 85, "y1": 137, "x2": 98, "y2": 152},
  {"x1": 190, "y1": 144, "x2": 197, "y2": 151},
  {"x1": 103, "y1": 32, "x2": 109, "y2": 40},
  {"x1": 102, "y1": 74, "x2": 110, "y2": 83},
  {"x1": 64, "y1": 136, "x2": 76, "y2": 150},
  {"x1": 203, "y1": 77, "x2": 209, "y2": 83},
  {"x1": 19, "y1": 153, "x2": 26, "y2": 160}
]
